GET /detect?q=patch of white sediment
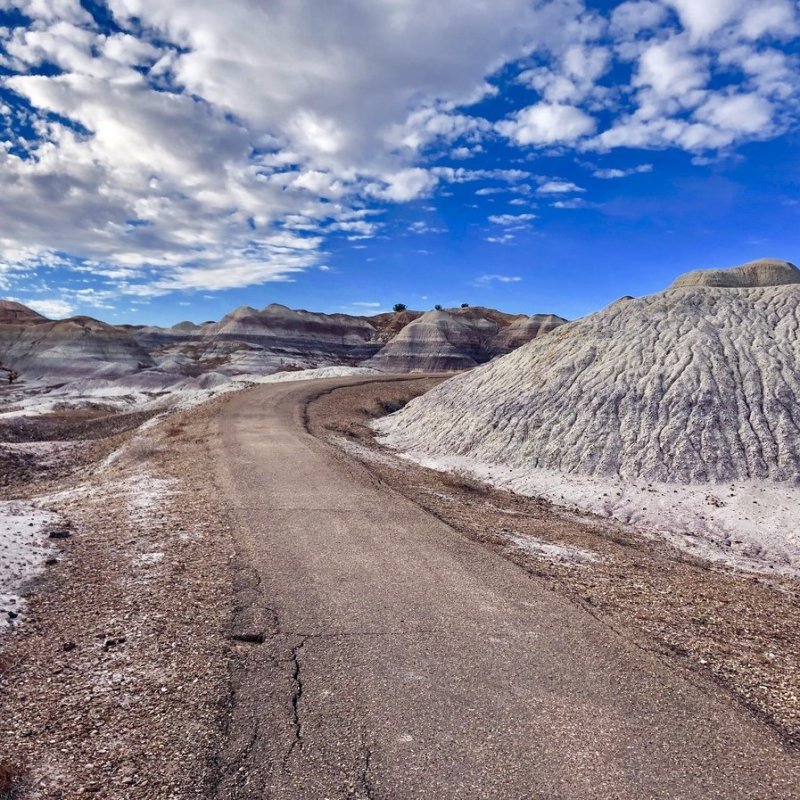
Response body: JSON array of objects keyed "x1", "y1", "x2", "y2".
[
  {"x1": 393, "y1": 452, "x2": 800, "y2": 576},
  {"x1": 236, "y1": 366, "x2": 379, "y2": 384},
  {"x1": 1, "y1": 502, "x2": 60, "y2": 630}
]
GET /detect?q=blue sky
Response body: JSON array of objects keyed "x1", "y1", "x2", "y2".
[{"x1": 0, "y1": 0, "x2": 798, "y2": 326}]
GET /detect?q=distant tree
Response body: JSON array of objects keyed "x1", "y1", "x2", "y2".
[
  {"x1": 434, "y1": 304, "x2": 443, "y2": 310},
  {"x1": 393, "y1": 303, "x2": 407, "y2": 312},
  {"x1": 460, "y1": 303, "x2": 470, "y2": 308}
]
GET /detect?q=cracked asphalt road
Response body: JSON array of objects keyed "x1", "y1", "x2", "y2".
[{"x1": 212, "y1": 377, "x2": 799, "y2": 799}]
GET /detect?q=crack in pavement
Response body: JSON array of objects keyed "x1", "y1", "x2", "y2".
[
  {"x1": 357, "y1": 730, "x2": 376, "y2": 800},
  {"x1": 285, "y1": 636, "x2": 308, "y2": 767}
]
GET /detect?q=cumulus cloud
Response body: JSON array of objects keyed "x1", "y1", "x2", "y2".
[
  {"x1": 0, "y1": 0, "x2": 581, "y2": 298},
  {"x1": 663, "y1": 0, "x2": 798, "y2": 41},
  {"x1": 497, "y1": 103, "x2": 597, "y2": 146}
]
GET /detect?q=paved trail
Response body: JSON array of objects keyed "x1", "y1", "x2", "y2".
[{"x1": 212, "y1": 377, "x2": 799, "y2": 799}]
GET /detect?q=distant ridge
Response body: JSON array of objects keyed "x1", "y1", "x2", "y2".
[{"x1": 0, "y1": 298, "x2": 564, "y2": 383}]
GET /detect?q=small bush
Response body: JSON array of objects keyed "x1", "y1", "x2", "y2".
[
  {"x1": 434, "y1": 304, "x2": 443, "y2": 310},
  {"x1": 460, "y1": 303, "x2": 469, "y2": 308},
  {"x1": 441, "y1": 468, "x2": 490, "y2": 494},
  {"x1": 393, "y1": 303, "x2": 407, "y2": 312}
]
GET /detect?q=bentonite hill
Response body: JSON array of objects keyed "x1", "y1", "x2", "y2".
[{"x1": 375, "y1": 259, "x2": 800, "y2": 484}]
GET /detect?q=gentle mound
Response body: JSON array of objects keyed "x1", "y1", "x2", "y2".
[
  {"x1": 376, "y1": 265, "x2": 800, "y2": 484},
  {"x1": 671, "y1": 258, "x2": 800, "y2": 288}
]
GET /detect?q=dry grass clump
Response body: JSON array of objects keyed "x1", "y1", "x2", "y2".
[
  {"x1": 126, "y1": 438, "x2": 160, "y2": 463},
  {"x1": 163, "y1": 421, "x2": 187, "y2": 438},
  {"x1": 361, "y1": 395, "x2": 414, "y2": 419}
]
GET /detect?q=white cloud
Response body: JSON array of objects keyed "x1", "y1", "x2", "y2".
[
  {"x1": 23, "y1": 297, "x2": 74, "y2": 318},
  {"x1": 551, "y1": 198, "x2": 588, "y2": 209},
  {"x1": 0, "y1": 0, "x2": 584, "y2": 297},
  {"x1": 537, "y1": 180, "x2": 585, "y2": 193},
  {"x1": 694, "y1": 92, "x2": 774, "y2": 135},
  {"x1": 663, "y1": 0, "x2": 745, "y2": 40},
  {"x1": 372, "y1": 168, "x2": 439, "y2": 202},
  {"x1": 488, "y1": 213, "x2": 536, "y2": 225},
  {"x1": 497, "y1": 103, "x2": 596, "y2": 145},
  {"x1": 592, "y1": 164, "x2": 653, "y2": 178},
  {"x1": 474, "y1": 274, "x2": 522, "y2": 284},
  {"x1": 741, "y1": 2, "x2": 800, "y2": 39},
  {"x1": 409, "y1": 221, "x2": 446, "y2": 234},
  {"x1": 609, "y1": 1, "x2": 668, "y2": 38},
  {"x1": 0, "y1": 0, "x2": 798, "y2": 303},
  {"x1": 633, "y1": 36, "x2": 709, "y2": 101},
  {"x1": 519, "y1": 44, "x2": 610, "y2": 105},
  {"x1": 389, "y1": 107, "x2": 491, "y2": 153},
  {"x1": 664, "y1": 0, "x2": 798, "y2": 41}
]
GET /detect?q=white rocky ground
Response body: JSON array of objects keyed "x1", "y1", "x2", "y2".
[
  {"x1": 0, "y1": 365, "x2": 379, "y2": 421},
  {"x1": 376, "y1": 259, "x2": 800, "y2": 575},
  {"x1": 0, "y1": 502, "x2": 60, "y2": 629},
  {"x1": 392, "y1": 451, "x2": 800, "y2": 574}
]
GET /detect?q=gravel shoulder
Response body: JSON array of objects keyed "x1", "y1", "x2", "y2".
[
  {"x1": 307, "y1": 376, "x2": 800, "y2": 749},
  {"x1": 0, "y1": 400, "x2": 237, "y2": 799}
]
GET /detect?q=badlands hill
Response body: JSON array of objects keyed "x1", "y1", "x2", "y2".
[
  {"x1": 367, "y1": 307, "x2": 566, "y2": 371},
  {"x1": 0, "y1": 299, "x2": 563, "y2": 385},
  {"x1": 0, "y1": 314, "x2": 155, "y2": 382},
  {"x1": 376, "y1": 259, "x2": 800, "y2": 485}
]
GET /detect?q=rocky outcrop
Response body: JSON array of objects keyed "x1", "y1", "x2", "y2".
[
  {"x1": 367, "y1": 309, "x2": 488, "y2": 372},
  {"x1": 376, "y1": 259, "x2": 800, "y2": 484}
]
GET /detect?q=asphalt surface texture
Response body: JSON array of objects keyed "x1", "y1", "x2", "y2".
[{"x1": 211, "y1": 376, "x2": 799, "y2": 799}]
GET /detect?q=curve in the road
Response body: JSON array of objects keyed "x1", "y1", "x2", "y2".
[{"x1": 212, "y1": 376, "x2": 799, "y2": 800}]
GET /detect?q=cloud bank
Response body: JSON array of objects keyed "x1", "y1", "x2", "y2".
[{"x1": 0, "y1": 0, "x2": 798, "y2": 305}]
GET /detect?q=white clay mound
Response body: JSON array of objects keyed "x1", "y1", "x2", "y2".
[{"x1": 376, "y1": 270, "x2": 800, "y2": 485}]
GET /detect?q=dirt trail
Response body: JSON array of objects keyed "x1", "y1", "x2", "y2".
[{"x1": 213, "y1": 376, "x2": 799, "y2": 799}]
